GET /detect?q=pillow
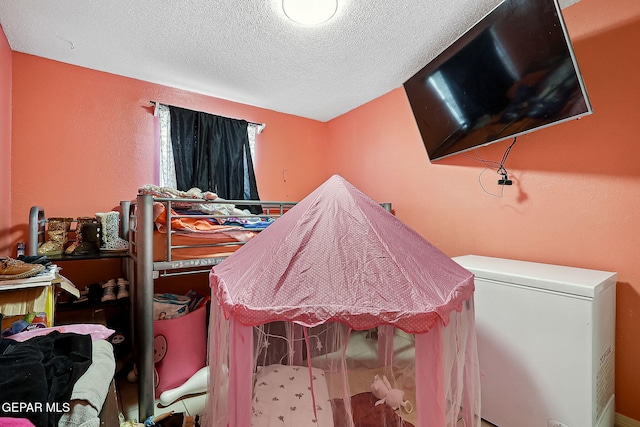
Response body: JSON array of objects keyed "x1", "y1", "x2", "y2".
[{"x1": 252, "y1": 364, "x2": 333, "y2": 427}]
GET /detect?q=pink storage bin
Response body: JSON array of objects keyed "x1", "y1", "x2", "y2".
[{"x1": 153, "y1": 304, "x2": 207, "y2": 397}]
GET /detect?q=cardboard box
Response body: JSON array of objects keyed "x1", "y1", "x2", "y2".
[{"x1": 0, "y1": 265, "x2": 79, "y2": 327}]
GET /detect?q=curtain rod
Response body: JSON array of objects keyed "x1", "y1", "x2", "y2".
[{"x1": 150, "y1": 101, "x2": 266, "y2": 133}]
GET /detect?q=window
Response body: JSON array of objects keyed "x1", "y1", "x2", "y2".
[{"x1": 155, "y1": 103, "x2": 261, "y2": 205}]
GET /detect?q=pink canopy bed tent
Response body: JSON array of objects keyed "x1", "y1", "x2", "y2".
[{"x1": 205, "y1": 175, "x2": 481, "y2": 427}]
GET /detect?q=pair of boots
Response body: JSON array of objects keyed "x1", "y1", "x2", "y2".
[
  {"x1": 37, "y1": 211, "x2": 128, "y2": 256},
  {"x1": 101, "y1": 278, "x2": 129, "y2": 302}
]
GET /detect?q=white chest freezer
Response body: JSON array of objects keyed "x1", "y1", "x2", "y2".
[{"x1": 454, "y1": 255, "x2": 616, "y2": 427}]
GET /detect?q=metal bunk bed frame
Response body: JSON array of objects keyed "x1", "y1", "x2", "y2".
[{"x1": 130, "y1": 193, "x2": 297, "y2": 420}]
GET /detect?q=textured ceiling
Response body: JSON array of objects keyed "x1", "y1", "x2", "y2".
[{"x1": 0, "y1": 0, "x2": 580, "y2": 122}]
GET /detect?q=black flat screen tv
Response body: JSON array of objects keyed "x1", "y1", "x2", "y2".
[{"x1": 404, "y1": 0, "x2": 592, "y2": 162}]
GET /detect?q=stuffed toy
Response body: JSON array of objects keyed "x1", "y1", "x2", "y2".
[{"x1": 370, "y1": 374, "x2": 413, "y2": 413}]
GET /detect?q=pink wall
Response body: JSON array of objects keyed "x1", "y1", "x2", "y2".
[
  {"x1": 0, "y1": 25, "x2": 12, "y2": 255},
  {"x1": 9, "y1": 53, "x2": 330, "y2": 251},
  {"x1": 327, "y1": 0, "x2": 640, "y2": 419}
]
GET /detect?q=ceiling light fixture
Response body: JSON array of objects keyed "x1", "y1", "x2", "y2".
[{"x1": 282, "y1": 0, "x2": 338, "y2": 26}]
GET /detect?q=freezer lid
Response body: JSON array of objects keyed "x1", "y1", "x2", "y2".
[{"x1": 453, "y1": 255, "x2": 617, "y2": 298}]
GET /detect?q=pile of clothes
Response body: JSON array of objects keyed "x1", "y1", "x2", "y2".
[{"x1": 0, "y1": 331, "x2": 93, "y2": 427}]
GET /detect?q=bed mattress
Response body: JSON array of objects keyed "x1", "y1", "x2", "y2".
[
  {"x1": 251, "y1": 364, "x2": 416, "y2": 427},
  {"x1": 151, "y1": 230, "x2": 256, "y2": 262}
]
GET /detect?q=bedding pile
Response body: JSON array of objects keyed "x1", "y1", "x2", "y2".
[
  {"x1": 139, "y1": 184, "x2": 273, "y2": 236},
  {"x1": 58, "y1": 339, "x2": 116, "y2": 427},
  {"x1": 0, "y1": 332, "x2": 87, "y2": 427},
  {"x1": 0, "y1": 327, "x2": 115, "y2": 427},
  {"x1": 138, "y1": 185, "x2": 244, "y2": 216}
]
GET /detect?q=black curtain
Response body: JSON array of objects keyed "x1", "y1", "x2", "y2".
[{"x1": 169, "y1": 106, "x2": 261, "y2": 213}]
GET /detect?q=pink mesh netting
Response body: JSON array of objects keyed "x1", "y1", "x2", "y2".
[{"x1": 205, "y1": 175, "x2": 481, "y2": 427}]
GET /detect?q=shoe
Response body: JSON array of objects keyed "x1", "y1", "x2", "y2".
[
  {"x1": 66, "y1": 217, "x2": 100, "y2": 256},
  {"x1": 72, "y1": 221, "x2": 100, "y2": 256},
  {"x1": 87, "y1": 282, "x2": 104, "y2": 302},
  {"x1": 0, "y1": 258, "x2": 45, "y2": 280},
  {"x1": 74, "y1": 287, "x2": 89, "y2": 304},
  {"x1": 101, "y1": 279, "x2": 117, "y2": 302},
  {"x1": 95, "y1": 211, "x2": 128, "y2": 252},
  {"x1": 38, "y1": 217, "x2": 73, "y2": 256},
  {"x1": 116, "y1": 278, "x2": 129, "y2": 299}
]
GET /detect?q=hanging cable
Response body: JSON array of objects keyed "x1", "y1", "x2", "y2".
[
  {"x1": 463, "y1": 136, "x2": 518, "y2": 197},
  {"x1": 496, "y1": 137, "x2": 517, "y2": 186}
]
